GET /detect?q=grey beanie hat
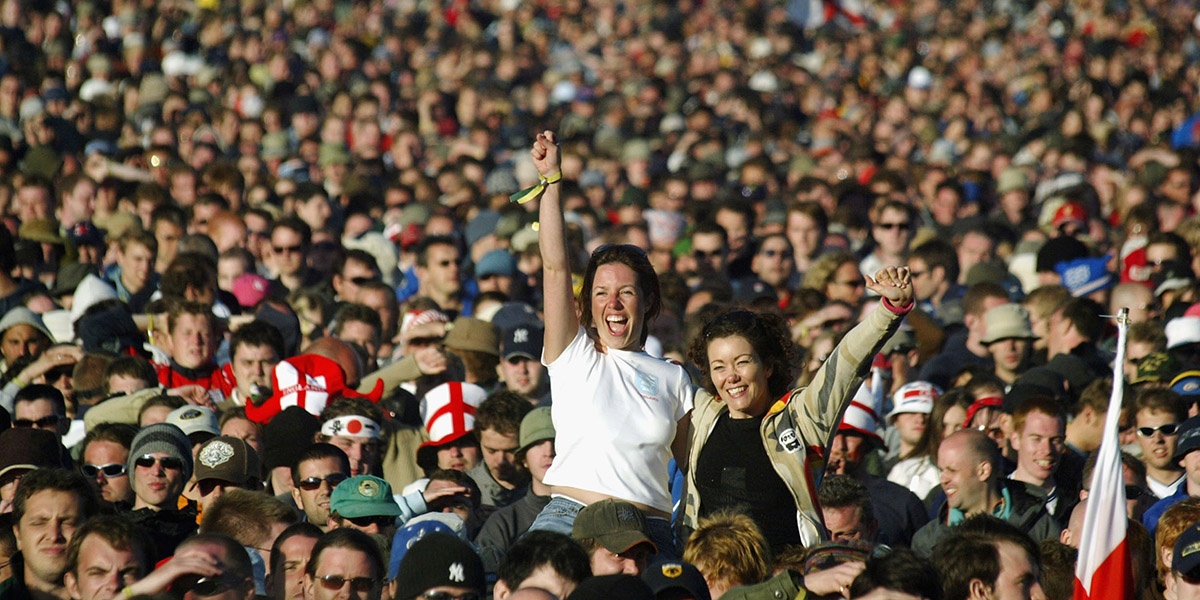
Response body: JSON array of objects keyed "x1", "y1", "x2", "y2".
[{"x1": 127, "y1": 423, "x2": 193, "y2": 484}]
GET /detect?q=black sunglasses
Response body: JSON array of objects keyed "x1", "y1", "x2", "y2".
[
  {"x1": 81, "y1": 463, "x2": 127, "y2": 478},
  {"x1": 189, "y1": 575, "x2": 246, "y2": 597},
  {"x1": 13, "y1": 415, "x2": 61, "y2": 428},
  {"x1": 344, "y1": 514, "x2": 395, "y2": 529},
  {"x1": 134, "y1": 455, "x2": 185, "y2": 470},
  {"x1": 317, "y1": 574, "x2": 377, "y2": 593},
  {"x1": 876, "y1": 221, "x2": 910, "y2": 230},
  {"x1": 297, "y1": 473, "x2": 349, "y2": 491},
  {"x1": 1125, "y1": 485, "x2": 1145, "y2": 500}
]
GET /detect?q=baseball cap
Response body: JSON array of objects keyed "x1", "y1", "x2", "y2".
[
  {"x1": 232, "y1": 273, "x2": 270, "y2": 308},
  {"x1": 886, "y1": 382, "x2": 939, "y2": 421},
  {"x1": 0, "y1": 428, "x2": 69, "y2": 480},
  {"x1": 392, "y1": 533, "x2": 484, "y2": 600},
  {"x1": 194, "y1": 436, "x2": 260, "y2": 487},
  {"x1": 571, "y1": 499, "x2": 657, "y2": 555},
  {"x1": 1174, "y1": 523, "x2": 1200, "y2": 578},
  {"x1": 1172, "y1": 371, "x2": 1200, "y2": 397},
  {"x1": 502, "y1": 325, "x2": 543, "y2": 361},
  {"x1": 642, "y1": 562, "x2": 712, "y2": 600},
  {"x1": 1172, "y1": 417, "x2": 1200, "y2": 465},
  {"x1": 518, "y1": 407, "x2": 554, "y2": 455},
  {"x1": 165, "y1": 405, "x2": 220, "y2": 441},
  {"x1": 476, "y1": 249, "x2": 517, "y2": 278},
  {"x1": 387, "y1": 519, "x2": 456, "y2": 581},
  {"x1": 330, "y1": 475, "x2": 402, "y2": 519}
]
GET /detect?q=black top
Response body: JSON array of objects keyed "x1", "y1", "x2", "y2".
[{"x1": 695, "y1": 412, "x2": 801, "y2": 551}]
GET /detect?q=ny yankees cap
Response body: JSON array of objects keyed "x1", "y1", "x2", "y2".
[{"x1": 392, "y1": 532, "x2": 485, "y2": 599}]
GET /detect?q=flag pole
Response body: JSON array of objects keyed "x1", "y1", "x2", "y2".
[{"x1": 1073, "y1": 308, "x2": 1132, "y2": 600}]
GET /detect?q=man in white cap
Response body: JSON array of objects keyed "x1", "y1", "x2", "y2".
[{"x1": 882, "y1": 381, "x2": 939, "y2": 471}]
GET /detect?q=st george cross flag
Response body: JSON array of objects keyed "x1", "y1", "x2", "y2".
[{"x1": 1073, "y1": 309, "x2": 1133, "y2": 600}]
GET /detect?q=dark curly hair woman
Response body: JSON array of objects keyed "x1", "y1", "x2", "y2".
[{"x1": 680, "y1": 266, "x2": 915, "y2": 552}]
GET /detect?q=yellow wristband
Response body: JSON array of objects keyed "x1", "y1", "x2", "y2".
[
  {"x1": 509, "y1": 172, "x2": 563, "y2": 204},
  {"x1": 122, "y1": 587, "x2": 135, "y2": 599}
]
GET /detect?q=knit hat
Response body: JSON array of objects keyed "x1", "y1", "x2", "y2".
[
  {"x1": 416, "y1": 382, "x2": 487, "y2": 469},
  {"x1": 246, "y1": 354, "x2": 384, "y2": 424},
  {"x1": 475, "y1": 250, "x2": 517, "y2": 278},
  {"x1": 262, "y1": 407, "x2": 321, "y2": 470},
  {"x1": 0, "y1": 306, "x2": 53, "y2": 340},
  {"x1": 838, "y1": 385, "x2": 884, "y2": 448},
  {"x1": 127, "y1": 423, "x2": 194, "y2": 484},
  {"x1": 392, "y1": 533, "x2": 485, "y2": 600}
]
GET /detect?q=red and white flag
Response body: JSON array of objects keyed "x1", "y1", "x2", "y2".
[{"x1": 1073, "y1": 309, "x2": 1133, "y2": 600}]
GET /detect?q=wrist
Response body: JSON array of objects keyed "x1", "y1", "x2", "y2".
[{"x1": 882, "y1": 297, "x2": 914, "y2": 314}]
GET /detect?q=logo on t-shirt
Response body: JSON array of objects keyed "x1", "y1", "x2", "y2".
[
  {"x1": 636, "y1": 372, "x2": 658, "y2": 399},
  {"x1": 779, "y1": 428, "x2": 801, "y2": 454}
]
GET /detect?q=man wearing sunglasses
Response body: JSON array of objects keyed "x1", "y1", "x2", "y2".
[
  {"x1": 1134, "y1": 389, "x2": 1188, "y2": 500},
  {"x1": 860, "y1": 201, "x2": 915, "y2": 287},
  {"x1": 331, "y1": 250, "x2": 382, "y2": 306},
  {"x1": 12, "y1": 383, "x2": 70, "y2": 440},
  {"x1": 170, "y1": 533, "x2": 256, "y2": 600},
  {"x1": 79, "y1": 423, "x2": 137, "y2": 508},
  {"x1": 413, "y1": 235, "x2": 464, "y2": 318},
  {"x1": 291, "y1": 443, "x2": 352, "y2": 533},
  {"x1": 1144, "y1": 416, "x2": 1200, "y2": 534},
  {"x1": 328, "y1": 475, "x2": 402, "y2": 536},
  {"x1": 124, "y1": 423, "x2": 197, "y2": 562},
  {"x1": 307, "y1": 529, "x2": 386, "y2": 600}
]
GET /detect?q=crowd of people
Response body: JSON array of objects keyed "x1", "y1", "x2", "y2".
[{"x1": 1, "y1": 0, "x2": 1200, "y2": 598}]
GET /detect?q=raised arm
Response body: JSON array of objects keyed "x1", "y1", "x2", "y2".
[
  {"x1": 787, "y1": 266, "x2": 913, "y2": 440},
  {"x1": 533, "y1": 130, "x2": 579, "y2": 363}
]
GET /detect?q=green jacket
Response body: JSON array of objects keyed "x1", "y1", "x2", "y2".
[{"x1": 681, "y1": 302, "x2": 906, "y2": 547}]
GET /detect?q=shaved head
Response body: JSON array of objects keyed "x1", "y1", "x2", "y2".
[{"x1": 302, "y1": 337, "x2": 361, "y2": 386}]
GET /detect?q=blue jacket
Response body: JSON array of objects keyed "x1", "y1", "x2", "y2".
[{"x1": 1143, "y1": 480, "x2": 1190, "y2": 534}]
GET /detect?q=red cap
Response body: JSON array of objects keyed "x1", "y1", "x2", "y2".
[{"x1": 245, "y1": 354, "x2": 384, "y2": 424}]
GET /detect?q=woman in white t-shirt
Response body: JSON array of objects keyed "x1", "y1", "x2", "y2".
[{"x1": 524, "y1": 131, "x2": 692, "y2": 557}]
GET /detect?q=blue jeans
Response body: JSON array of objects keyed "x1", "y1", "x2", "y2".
[{"x1": 527, "y1": 496, "x2": 679, "y2": 559}]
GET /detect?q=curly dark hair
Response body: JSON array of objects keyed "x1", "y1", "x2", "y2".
[{"x1": 687, "y1": 308, "x2": 801, "y2": 400}]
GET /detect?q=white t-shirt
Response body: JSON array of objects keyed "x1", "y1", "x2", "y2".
[{"x1": 543, "y1": 326, "x2": 694, "y2": 513}]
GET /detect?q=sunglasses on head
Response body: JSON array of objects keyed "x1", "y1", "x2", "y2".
[
  {"x1": 1136, "y1": 423, "x2": 1180, "y2": 437},
  {"x1": 344, "y1": 514, "x2": 395, "y2": 529},
  {"x1": 316, "y1": 575, "x2": 377, "y2": 593},
  {"x1": 134, "y1": 455, "x2": 185, "y2": 470},
  {"x1": 297, "y1": 473, "x2": 348, "y2": 491},
  {"x1": 81, "y1": 463, "x2": 127, "y2": 478},
  {"x1": 13, "y1": 415, "x2": 61, "y2": 428}
]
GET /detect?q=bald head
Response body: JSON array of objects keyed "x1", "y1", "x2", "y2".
[
  {"x1": 945, "y1": 428, "x2": 999, "y2": 469},
  {"x1": 302, "y1": 337, "x2": 361, "y2": 386},
  {"x1": 1061, "y1": 499, "x2": 1086, "y2": 548},
  {"x1": 208, "y1": 211, "x2": 246, "y2": 253},
  {"x1": 1109, "y1": 283, "x2": 1155, "y2": 323}
]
